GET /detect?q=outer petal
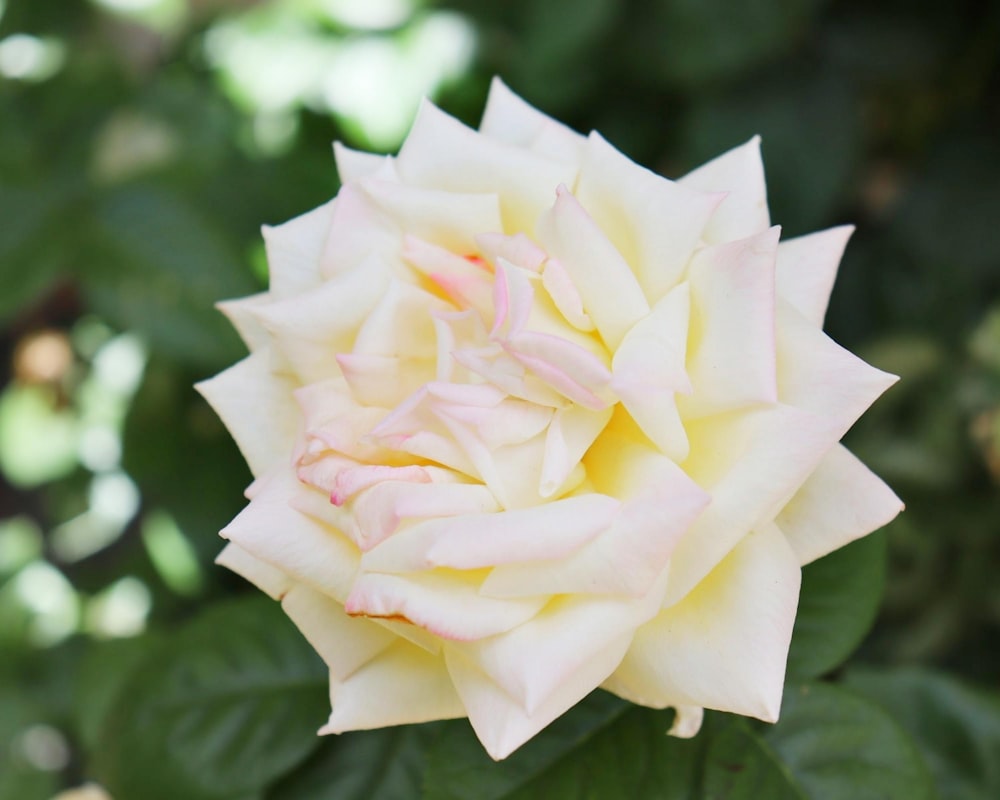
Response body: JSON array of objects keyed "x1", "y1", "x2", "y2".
[
  {"x1": 320, "y1": 640, "x2": 465, "y2": 734},
  {"x1": 333, "y1": 141, "x2": 392, "y2": 184},
  {"x1": 605, "y1": 524, "x2": 800, "y2": 723},
  {"x1": 195, "y1": 350, "x2": 299, "y2": 477},
  {"x1": 777, "y1": 443, "x2": 904, "y2": 565},
  {"x1": 443, "y1": 637, "x2": 628, "y2": 761},
  {"x1": 281, "y1": 582, "x2": 395, "y2": 680},
  {"x1": 775, "y1": 225, "x2": 854, "y2": 326},
  {"x1": 221, "y1": 468, "x2": 359, "y2": 601},
  {"x1": 536, "y1": 186, "x2": 650, "y2": 350},
  {"x1": 576, "y1": 132, "x2": 723, "y2": 303},
  {"x1": 681, "y1": 226, "x2": 779, "y2": 417},
  {"x1": 262, "y1": 200, "x2": 333, "y2": 298},
  {"x1": 479, "y1": 76, "x2": 586, "y2": 163},
  {"x1": 679, "y1": 136, "x2": 770, "y2": 243},
  {"x1": 215, "y1": 542, "x2": 292, "y2": 600},
  {"x1": 217, "y1": 293, "x2": 271, "y2": 353},
  {"x1": 397, "y1": 100, "x2": 578, "y2": 235}
]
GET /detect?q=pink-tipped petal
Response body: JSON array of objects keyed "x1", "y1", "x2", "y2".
[{"x1": 775, "y1": 225, "x2": 854, "y2": 326}]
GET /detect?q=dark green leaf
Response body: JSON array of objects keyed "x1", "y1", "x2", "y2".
[
  {"x1": 96, "y1": 596, "x2": 328, "y2": 800},
  {"x1": 269, "y1": 725, "x2": 438, "y2": 800},
  {"x1": 786, "y1": 531, "x2": 887, "y2": 680},
  {"x1": 764, "y1": 682, "x2": 935, "y2": 799},
  {"x1": 845, "y1": 666, "x2": 1000, "y2": 800}
]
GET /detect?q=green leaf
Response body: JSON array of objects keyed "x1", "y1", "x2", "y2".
[
  {"x1": 845, "y1": 666, "x2": 1000, "y2": 800},
  {"x1": 764, "y1": 682, "x2": 935, "y2": 800},
  {"x1": 268, "y1": 726, "x2": 438, "y2": 800},
  {"x1": 786, "y1": 531, "x2": 887, "y2": 680},
  {"x1": 73, "y1": 635, "x2": 160, "y2": 756},
  {"x1": 88, "y1": 185, "x2": 258, "y2": 369},
  {"x1": 96, "y1": 595, "x2": 328, "y2": 800}
]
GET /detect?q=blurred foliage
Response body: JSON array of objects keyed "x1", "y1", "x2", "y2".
[{"x1": 1, "y1": 0, "x2": 999, "y2": 797}]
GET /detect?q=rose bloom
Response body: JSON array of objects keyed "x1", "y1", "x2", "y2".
[{"x1": 198, "y1": 79, "x2": 903, "y2": 760}]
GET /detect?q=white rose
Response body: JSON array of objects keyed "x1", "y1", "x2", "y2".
[{"x1": 198, "y1": 78, "x2": 903, "y2": 760}]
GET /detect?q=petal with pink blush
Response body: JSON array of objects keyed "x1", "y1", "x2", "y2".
[
  {"x1": 222, "y1": 468, "x2": 359, "y2": 601},
  {"x1": 679, "y1": 136, "x2": 770, "y2": 244},
  {"x1": 541, "y1": 405, "x2": 613, "y2": 497},
  {"x1": 352, "y1": 477, "x2": 499, "y2": 550},
  {"x1": 336, "y1": 352, "x2": 435, "y2": 409},
  {"x1": 321, "y1": 640, "x2": 465, "y2": 734},
  {"x1": 540, "y1": 257, "x2": 594, "y2": 332},
  {"x1": 360, "y1": 492, "x2": 619, "y2": 573},
  {"x1": 777, "y1": 443, "x2": 903, "y2": 566},
  {"x1": 775, "y1": 225, "x2": 854, "y2": 326},
  {"x1": 537, "y1": 186, "x2": 650, "y2": 350},
  {"x1": 682, "y1": 226, "x2": 780, "y2": 417},
  {"x1": 252, "y1": 255, "x2": 392, "y2": 384},
  {"x1": 195, "y1": 350, "x2": 300, "y2": 477},
  {"x1": 345, "y1": 571, "x2": 547, "y2": 641},
  {"x1": 318, "y1": 183, "x2": 399, "y2": 278},
  {"x1": 505, "y1": 330, "x2": 613, "y2": 410},
  {"x1": 475, "y1": 231, "x2": 547, "y2": 273},
  {"x1": 606, "y1": 524, "x2": 799, "y2": 723},
  {"x1": 576, "y1": 132, "x2": 723, "y2": 304},
  {"x1": 403, "y1": 236, "x2": 493, "y2": 316}
]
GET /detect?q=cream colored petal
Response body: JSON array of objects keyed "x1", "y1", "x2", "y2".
[
  {"x1": 195, "y1": 350, "x2": 299, "y2": 477},
  {"x1": 360, "y1": 492, "x2": 620, "y2": 573},
  {"x1": 360, "y1": 179, "x2": 503, "y2": 256},
  {"x1": 775, "y1": 225, "x2": 854, "y2": 326},
  {"x1": 281, "y1": 582, "x2": 395, "y2": 680},
  {"x1": 215, "y1": 541, "x2": 292, "y2": 600},
  {"x1": 262, "y1": 200, "x2": 334, "y2": 298},
  {"x1": 318, "y1": 183, "x2": 400, "y2": 278},
  {"x1": 541, "y1": 405, "x2": 613, "y2": 497},
  {"x1": 252, "y1": 255, "x2": 392, "y2": 384},
  {"x1": 777, "y1": 443, "x2": 904, "y2": 565},
  {"x1": 221, "y1": 467, "x2": 359, "y2": 601},
  {"x1": 320, "y1": 639, "x2": 465, "y2": 734},
  {"x1": 397, "y1": 99, "x2": 578, "y2": 235},
  {"x1": 443, "y1": 636, "x2": 626, "y2": 761},
  {"x1": 344, "y1": 571, "x2": 547, "y2": 641},
  {"x1": 217, "y1": 293, "x2": 271, "y2": 353},
  {"x1": 606, "y1": 524, "x2": 800, "y2": 723},
  {"x1": 678, "y1": 136, "x2": 770, "y2": 243},
  {"x1": 682, "y1": 226, "x2": 780, "y2": 417},
  {"x1": 576, "y1": 132, "x2": 723, "y2": 303},
  {"x1": 333, "y1": 141, "x2": 393, "y2": 184},
  {"x1": 536, "y1": 186, "x2": 650, "y2": 350},
  {"x1": 479, "y1": 76, "x2": 586, "y2": 163},
  {"x1": 611, "y1": 281, "x2": 692, "y2": 460}
]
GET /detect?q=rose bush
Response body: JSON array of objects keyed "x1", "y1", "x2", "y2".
[{"x1": 197, "y1": 78, "x2": 903, "y2": 760}]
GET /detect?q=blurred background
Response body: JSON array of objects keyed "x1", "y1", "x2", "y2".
[{"x1": 0, "y1": 0, "x2": 998, "y2": 796}]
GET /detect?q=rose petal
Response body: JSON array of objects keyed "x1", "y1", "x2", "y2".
[
  {"x1": 611, "y1": 281, "x2": 692, "y2": 461},
  {"x1": 333, "y1": 141, "x2": 392, "y2": 184},
  {"x1": 478, "y1": 76, "x2": 586, "y2": 163},
  {"x1": 262, "y1": 200, "x2": 333, "y2": 298},
  {"x1": 679, "y1": 136, "x2": 770, "y2": 243},
  {"x1": 681, "y1": 226, "x2": 780, "y2": 417},
  {"x1": 281, "y1": 583, "x2": 395, "y2": 680},
  {"x1": 345, "y1": 571, "x2": 547, "y2": 641},
  {"x1": 397, "y1": 99, "x2": 578, "y2": 234},
  {"x1": 215, "y1": 542, "x2": 292, "y2": 600},
  {"x1": 775, "y1": 225, "x2": 854, "y2": 326},
  {"x1": 777, "y1": 443, "x2": 904, "y2": 565},
  {"x1": 196, "y1": 351, "x2": 299, "y2": 477},
  {"x1": 576, "y1": 132, "x2": 723, "y2": 304},
  {"x1": 536, "y1": 185, "x2": 650, "y2": 350},
  {"x1": 604, "y1": 524, "x2": 800, "y2": 723},
  {"x1": 222, "y1": 468, "x2": 359, "y2": 601},
  {"x1": 217, "y1": 293, "x2": 272, "y2": 353},
  {"x1": 320, "y1": 640, "x2": 465, "y2": 734}
]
